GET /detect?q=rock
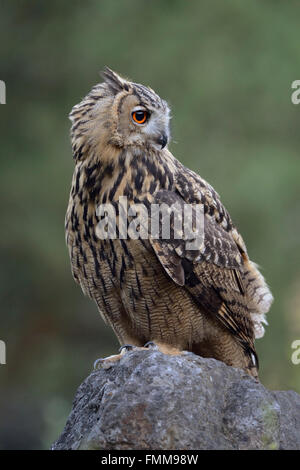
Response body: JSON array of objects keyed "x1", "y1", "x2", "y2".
[{"x1": 52, "y1": 349, "x2": 300, "y2": 450}]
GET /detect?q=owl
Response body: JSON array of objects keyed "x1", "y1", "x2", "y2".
[{"x1": 65, "y1": 68, "x2": 273, "y2": 379}]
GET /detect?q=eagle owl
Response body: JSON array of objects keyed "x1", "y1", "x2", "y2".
[{"x1": 65, "y1": 68, "x2": 273, "y2": 379}]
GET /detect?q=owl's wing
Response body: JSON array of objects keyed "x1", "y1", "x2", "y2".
[{"x1": 149, "y1": 169, "x2": 257, "y2": 364}]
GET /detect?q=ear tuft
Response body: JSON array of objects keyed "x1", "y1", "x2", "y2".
[{"x1": 100, "y1": 67, "x2": 129, "y2": 94}]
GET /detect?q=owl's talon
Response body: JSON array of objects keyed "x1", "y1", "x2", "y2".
[
  {"x1": 93, "y1": 345, "x2": 138, "y2": 371},
  {"x1": 144, "y1": 341, "x2": 159, "y2": 350},
  {"x1": 93, "y1": 351, "x2": 126, "y2": 371},
  {"x1": 119, "y1": 344, "x2": 136, "y2": 354},
  {"x1": 93, "y1": 358, "x2": 105, "y2": 370}
]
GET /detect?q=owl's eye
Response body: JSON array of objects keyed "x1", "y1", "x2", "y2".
[{"x1": 132, "y1": 110, "x2": 148, "y2": 124}]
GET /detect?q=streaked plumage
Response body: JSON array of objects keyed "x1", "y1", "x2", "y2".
[{"x1": 65, "y1": 68, "x2": 273, "y2": 378}]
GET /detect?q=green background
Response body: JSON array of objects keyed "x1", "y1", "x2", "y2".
[{"x1": 0, "y1": 0, "x2": 300, "y2": 449}]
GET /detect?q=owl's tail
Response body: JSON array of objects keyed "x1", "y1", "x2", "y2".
[{"x1": 243, "y1": 259, "x2": 273, "y2": 339}]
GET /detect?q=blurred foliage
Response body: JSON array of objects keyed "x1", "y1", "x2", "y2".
[{"x1": 0, "y1": 0, "x2": 300, "y2": 449}]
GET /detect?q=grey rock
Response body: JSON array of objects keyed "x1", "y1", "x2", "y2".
[{"x1": 52, "y1": 350, "x2": 300, "y2": 450}]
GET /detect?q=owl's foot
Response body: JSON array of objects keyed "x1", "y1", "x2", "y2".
[
  {"x1": 143, "y1": 341, "x2": 159, "y2": 350},
  {"x1": 93, "y1": 344, "x2": 138, "y2": 370},
  {"x1": 143, "y1": 341, "x2": 183, "y2": 356},
  {"x1": 93, "y1": 341, "x2": 184, "y2": 371}
]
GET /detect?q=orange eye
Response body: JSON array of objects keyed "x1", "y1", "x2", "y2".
[{"x1": 132, "y1": 110, "x2": 148, "y2": 124}]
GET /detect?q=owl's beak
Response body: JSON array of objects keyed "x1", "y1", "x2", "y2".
[{"x1": 157, "y1": 133, "x2": 168, "y2": 149}]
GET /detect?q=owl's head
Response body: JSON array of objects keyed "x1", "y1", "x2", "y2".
[{"x1": 69, "y1": 68, "x2": 171, "y2": 160}]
